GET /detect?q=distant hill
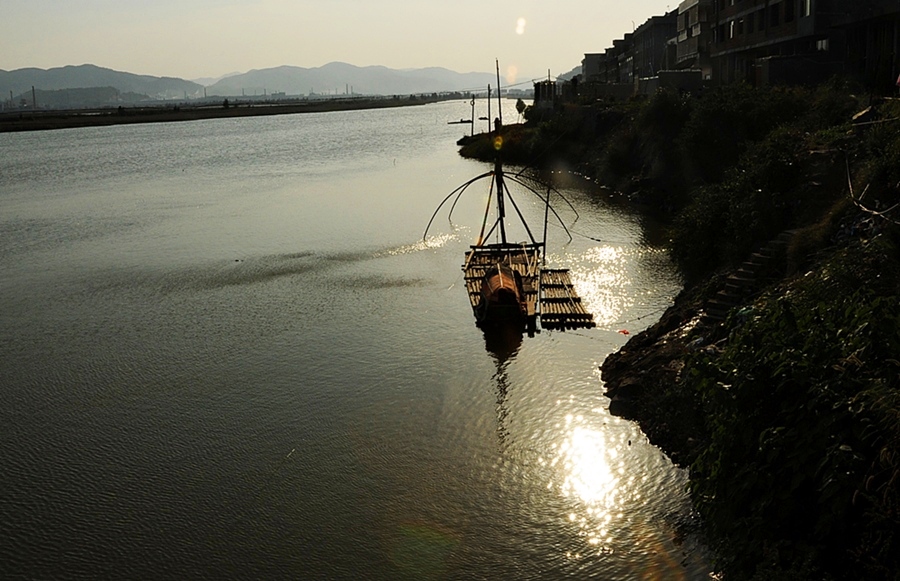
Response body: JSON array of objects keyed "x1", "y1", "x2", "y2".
[
  {"x1": 191, "y1": 72, "x2": 243, "y2": 87},
  {"x1": 0, "y1": 64, "x2": 203, "y2": 101},
  {"x1": 205, "y1": 62, "x2": 496, "y2": 97},
  {"x1": 558, "y1": 65, "x2": 582, "y2": 81}
]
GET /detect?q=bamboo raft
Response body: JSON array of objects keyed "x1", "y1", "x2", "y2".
[{"x1": 539, "y1": 269, "x2": 596, "y2": 330}]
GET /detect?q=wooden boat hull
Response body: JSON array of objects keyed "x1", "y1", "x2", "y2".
[
  {"x1": 463, "y1": 243, "x2": 541, "y2": 333},
  {"x1": 476, "y1": 263, "x2": 527, "y2": 324}
]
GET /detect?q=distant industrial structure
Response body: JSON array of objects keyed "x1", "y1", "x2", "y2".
[{"x1": 537, "y1": 0, "x2": 899, "y2": 105}]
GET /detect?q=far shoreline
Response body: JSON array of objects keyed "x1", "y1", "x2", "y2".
[{"x1": 0, "y1": 96, "x2": 448, "y2": 133}]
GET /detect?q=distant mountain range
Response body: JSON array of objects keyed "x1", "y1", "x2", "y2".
[
  {"x1": 0, "y1": 65, "x2": 202, "y2": 102},
  {"x1": 204, "y1": 63, "x2": 495, "y2": 97},
  {"x1": 0, "y1": 63, "x2": 501, "y2": 107}
]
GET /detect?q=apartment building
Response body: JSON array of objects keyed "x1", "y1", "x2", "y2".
[
  {"x1": 581, "y1": 13, "x2": 677, "y2": 88},
  {"x1": 707, "y1": 0, "x2": 899, "y2": 91},
  {"x1": 676, "y1": 0, "x2": 714, "y2": 79},
  {"x1": 583, "y1": 0, "x2": 898, "y2": 97}
]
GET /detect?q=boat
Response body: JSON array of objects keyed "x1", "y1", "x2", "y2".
[
  {"x1": 467, "y1": 244, "x2": 537, "y2": 328},
  {"x1": 424, "y1": 63, "x2": 595, "y2": 336},
  {"x1": 478, "y1": 260, "x2": 527, "y2": 321}
]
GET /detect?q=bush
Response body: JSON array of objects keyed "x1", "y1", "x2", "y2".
[
  {"x1": 678, "y1": 84, "x2": 806, "y2": 184},
  {"x1": 686, "y1": 238, "x2": 900, "y2": 579}
]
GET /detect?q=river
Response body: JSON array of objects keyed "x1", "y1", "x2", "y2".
[{"x1": 0, "y1": 101, "x2": 711, "y2": 579}]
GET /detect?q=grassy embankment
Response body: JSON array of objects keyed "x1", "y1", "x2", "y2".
[
  {"x1": 462, "y1": 83, "x2": 900, "y2": 580},
  {"x1": 0, "y1": 95, "x2": 440, "y2": 133}
]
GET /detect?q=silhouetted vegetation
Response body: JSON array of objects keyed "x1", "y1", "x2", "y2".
[{"x1": 687, "y1": 236, "x2": 900, "y2": 579}]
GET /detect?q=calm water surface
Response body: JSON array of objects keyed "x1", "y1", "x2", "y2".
[{"x1": 0, "y1": 102, "x2": 711, "y2": 579}]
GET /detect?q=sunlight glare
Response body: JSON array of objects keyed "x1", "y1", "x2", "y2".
[
  {"x1": 385, "y1": 233, "x2": 456, "y2": 256},
  {"x1": 569, "y1": 245, "x2": 632, "y2": 327},
  {"x1": 506, "y1": 65, "x2": 519, "y2": 85},
  {"x1": 516, "y1": 17, "x2": 527, "y2": 35},
  {"x1": 560, "y1": 426, "x2": 618, "y2": 505}
]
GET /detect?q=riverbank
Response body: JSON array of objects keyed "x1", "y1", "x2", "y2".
[
  {"x1": 0, "y1": 95, "x2": 440, "y2": 132},
  {"x1": 463, "y1": 86, "x2": 900, "y2": 579}
]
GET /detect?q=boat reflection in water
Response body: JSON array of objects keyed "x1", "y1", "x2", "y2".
[
  {"x1": 481, "y1": 318, "x2": 522, "y2": 446},
  {"x1": 481, "y1": 318, "x2": 524, "y2": 364}
]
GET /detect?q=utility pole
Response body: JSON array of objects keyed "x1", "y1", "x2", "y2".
[
  {"x1": 32, "y1": 86, "x2": 36, "y2": 110},
  {"x1": 496, "y1": 60, "x2": 503, "y2": 126},
  {"x1": 487, "y1": 84, "x2": 492, "y2": 133}
]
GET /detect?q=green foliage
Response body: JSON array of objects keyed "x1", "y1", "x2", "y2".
[
  {"x1": 634, "y1": 89, "x2": 694, "y2": 209},
  {"x1": 466, "y1": 83, "x2": 889, "y2": 282},
  {"x1": 672, "y1": 127, "x2": 807, "y2": 280},
  {"x1": 855, "y1": 101, "x2": 900, "y2": 206},
  {"x1": 678, "y1": 84, "x2": 807, "y2": 184},
  {"x1": 457, "y1": 124, "x2": 532, "y2": 164},
  {"x1": 686, "y1": 239, "x2": 900, "y2": 579}
]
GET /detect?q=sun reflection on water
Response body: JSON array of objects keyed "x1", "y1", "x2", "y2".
[
  {"x1": 542, "y1": 409, "x2": 632, "y2": 556},
  {"x1": 383, "y1": 232, "x2": 456, "y2": 256},
  {"x1": 556, "y1": 245, "x2": 632, "y2": 328},
  {"x1": 533, "y1": 393, "x2": 708, "y2": 578},
  {"x1": 556, "y1": 244, "x2": 677, "y2": 330}
]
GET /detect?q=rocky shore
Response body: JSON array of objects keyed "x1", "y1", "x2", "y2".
[{"x1": 600, "y1": 284, "x2": 708, "y2": 466}]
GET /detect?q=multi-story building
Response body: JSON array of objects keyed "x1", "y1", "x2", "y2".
[
  {"x1": 580, "y1": 35, "x2": 635, "y2": 85},
  {"x1": 581, "y1": 0, "x2": 898, "y2": 96},
  {"x1": 580, "y1": 11, "x2": 683, "y2": 98},
  {"x1": 707, "y1": 0, "x2": 899, "y2": 91},
  {"x1": 633, "y1": 10, "x2": 679, "y2": 79},
  {"x1": 676, "y1": 0, "x2": 714, "y2": 79},
  {"x1": 835, "y1": 0, "x2": 900, "y2": 93}
]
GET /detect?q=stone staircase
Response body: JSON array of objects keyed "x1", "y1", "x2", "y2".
[{"x1": 703, "y1": 230, "x2": 796, "y2": 323}]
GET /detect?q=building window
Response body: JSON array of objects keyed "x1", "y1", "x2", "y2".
[
  {"x1": 817, "y1": 38, "x2": 830, "y2": 51},
  {"x1": 737, "y1": 17, "x2": 744, "y2": 35},
  {"x1": 801, "y1": 0, "x2": 811, "y2": 17},
  {"x1": 770, "y1": 3, "x2": 781, "y2": 27},
  {"x1": 758, "y1": 10, "x2": 766, "y2": 30},
  {"x1": 748, "y1": 14, "x2": 755, "y2": 33},
  {"x1": 785, "y1": 0, "x2": 795, "y2": 22}
]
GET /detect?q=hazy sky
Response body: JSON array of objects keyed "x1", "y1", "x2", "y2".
[{"x1": 2, "y1": 0, "x2": 670, "y2": 83}]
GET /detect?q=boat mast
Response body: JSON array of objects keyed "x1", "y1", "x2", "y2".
[
  {"x1": 494, "y1": 132, "x2": 507, "y2": 245},
  {"x1": 493, "y1": 60, "x2": 508, "y2": 245}
]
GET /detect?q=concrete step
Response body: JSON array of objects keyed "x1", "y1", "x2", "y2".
[
  {"x1": 702, "y1": 229, "x2": 797, "y2": 325},
  {"x1": 725, "y1": 283, "x2": 749, "y2": 297},
  {"x1": 740, "y1": 261, "x2": 767, "y2": 274},
  {"x1": 714, "y1": 290, "x2": 743, "y2": 307}
]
